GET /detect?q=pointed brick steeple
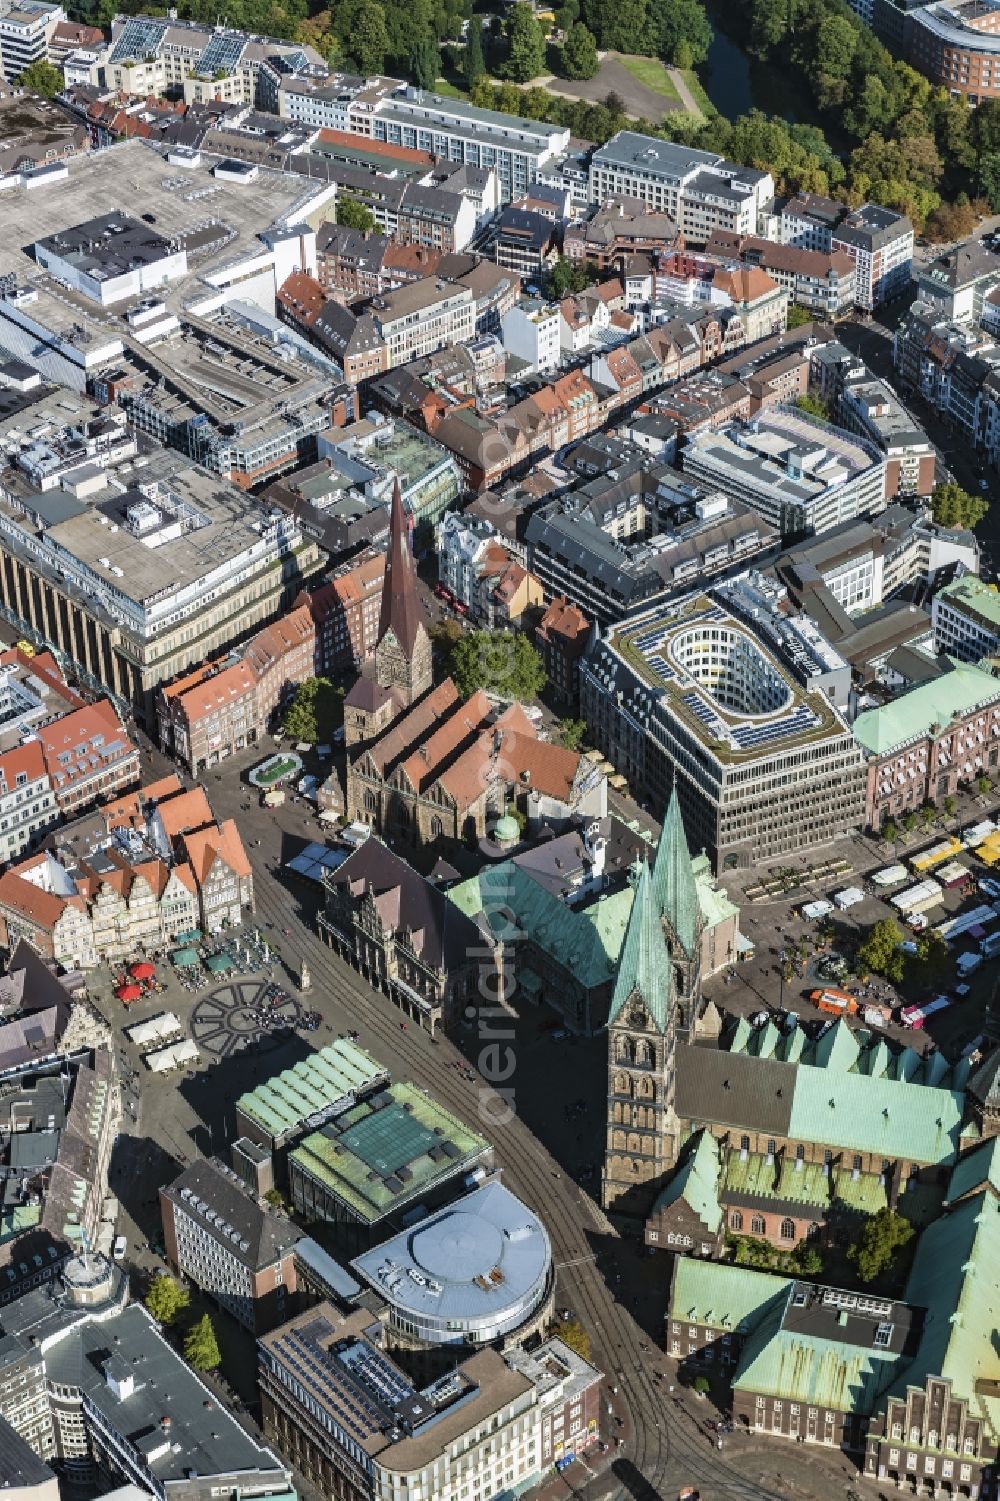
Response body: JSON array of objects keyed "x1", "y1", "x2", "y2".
[
  {"x1": 372, "y1": 480, "x2": 432, "y2": 709},
  {"x1": 378, "y1": 479, "x2": 427, "y2": 657}
]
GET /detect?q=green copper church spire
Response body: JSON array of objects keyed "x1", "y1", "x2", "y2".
[
  {"x1": 651, "y1": 786, "x2": 700, "y2": 957},
  {"x1": 608, "y1": 859, "x2": 673, "y2": 1033}
]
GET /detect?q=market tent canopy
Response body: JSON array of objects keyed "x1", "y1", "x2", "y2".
[
  {"x1": 205, "y1": 953, "x2": 235, "y2": 974},
  {"x1": 174, "y1": 929, "x2": 204, "y2": 945},
  {"x1": 171, "y1": 947, "x2": 200, "y2": 968},
  {"x1": 130, "y1": 961, "x2": 155, "y2": 980},
  {"x1": 115, "y1": 983, "x2": 142, "y2": 1002}
]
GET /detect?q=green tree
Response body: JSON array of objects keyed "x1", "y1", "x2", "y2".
[
  {"x1": 786, "y1": 304, "x2": 813, "y2": 330},
  {"x1": 351, "y1": 0, "x2": 390, "y2": 74},
  {"x1": 283, "y1": 677, "x2": 344, "y2": 743},
  {"x1": 547, "y1": 254, "x2": 591, "y2": 297},
  {"x1": 503, "y1": 2, "x2": 545, "y2": 80},
  {"x1": 750, "y1": 0, "x2": 788, "y2": 51},
  {"x1": 560, "y1": 20, "x2": 598, "y2": 79},
  {"x1": 931, "y1": 480, "x2": 989, "y2": 530},
  {"x1": 849, "y1": 1208, "x2": 915, "y2": 1284},
  {"x1": 582, "y1": 0, "x2": 648, "y2": 55},
  {"x1": 979, "y1": 774, "x2": 993, "y2": 795},
  {"x1": 914, "y1": 928, "x2": 949, "y2": 984},
  {"x1": 943, "y1": 794, "x2": 956, "y2": 816},
  {"x1": 692, "y1": 1375, "x2": 711, "y2": 1394},
  {"x1": 558, "y1": 718, "x2": 587, "y2": 750},
  {"x1": 145, "y1": 1275, "x2": 190, "y2": 1327},
  {"x1": 789, "y1": 1243, "x2": 823, "y2": 1276},
  {"x1": 857, "y1": 917, "x2": 904, "y2": 982},
  {"x1": 184, "y1": 1313, "x2": 221, "y2": 1372},
  {"x1": 558, "y1": 1319, "x2": 592, "y2": 1360},
  {"x1": 648, "y1": 0, "x2": 712, "y2": 66},
  {"x1": 795, "y1": 392, "x2": 830, "y2": 420},
  {"x1": 673, "y1": 37, "x2": 693, "y2": 68},
  {"x1": 464, "y1": 15, "x2": 486, "y2": 88},
  {"x1": 410, "y1": 33, "x2": 439, "y2": 88},
  {"x1": 17, "y1": 59, "x2": 63, "y2": 96},
  {"x1": 336, "y1": 195, "x2": 376, "y2": 231},
  {"x1": 882, "y1": 817, "x2": 899, "y2": 842},
  {"x1": 902, "y1": 810, "x2": 918, "y2": 833},
  {"x1": 451, "y1": 630, "x2": 547, "y2": 700},
  {"x1": 920, "y1": 804, "x2": 936, "y2": 828}
]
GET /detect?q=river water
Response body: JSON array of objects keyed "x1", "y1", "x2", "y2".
[{"x1": 700, "y1": 2, "x2": 810, "y2": 123}]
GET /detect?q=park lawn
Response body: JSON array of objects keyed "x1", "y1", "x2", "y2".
[
  {"x1": 617, "y1": 54, "x2": 681, "y2": 103},
  {"x1": 434, "y1": 76, "x2": 469, "y2": 99},
  {"x1": 679, "y1": 67, "x2": 717, "y2": 116}
]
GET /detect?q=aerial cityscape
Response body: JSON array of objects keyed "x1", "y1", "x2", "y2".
[{"x1": 2, "y1": 0, "x2": 1000, "y2": 1498}]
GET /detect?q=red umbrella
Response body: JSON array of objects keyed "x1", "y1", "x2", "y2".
[
  {"x1": 115, "y1": 983, "x2": 142, "y2": 1003},
  {"x1": 130, "y1": 961, "x2": 155, "y2": 980}
]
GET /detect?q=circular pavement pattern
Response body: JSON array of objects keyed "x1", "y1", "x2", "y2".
[{"x1": 190, "y1": 978, "x2": 302, "y2": 1059}]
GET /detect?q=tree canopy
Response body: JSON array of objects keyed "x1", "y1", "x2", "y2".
[
  {"x1": 283, "y1": 678, "x2": 344, "y2": 743},
  {"x1": 336, "y1": 195, "x2": 376, "y2": 232},
  {"x1": 559, "y1": 21, "x2": 598, "y2": 79},
  {"x1": 849, "y1": 1208, "x2": 915, "y2": 1284},
  {"x1": 450, "y1": 630, "x2": 547, "y2": 701},
  {"x1": 184, "y1": 1313, "x2": 222, "y2": 1371},
  {"x1": 145, "y1": 1275, "x2": 190, "y2": 1326},
  {"x1": 931, "y1": 480, "x2": 990, "y2": 531},
  {"x1": 502, "y1": 3, "x2": 546, "y2": 81},
  {"x1": 857, "y1": 918, "x2": 905, "y2": 983},
  {"x1": 17, "y1": 60, "x2": 63, "y2": 96}
]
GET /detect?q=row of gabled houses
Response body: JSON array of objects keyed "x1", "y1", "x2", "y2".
[{"x1": 0, "y1": 776, "x2": 254, "y2": 969}]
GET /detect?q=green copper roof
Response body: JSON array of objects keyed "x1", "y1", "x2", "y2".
[
  {"x1": 947, "y1": 1136, "x2": 1000, "y2": 1206},
  {"x1": 652, "y1": 788, "x2": 700, "y2": 956},
  {"x1": 897, "y1": 1189, "x2": 1000, "y2": 1418},
  {"x1": 734, "y1": 1290, "x2": 906, "y2": 1415},
  {"x1": 653, "y1": 1130, "x2": 722, "y2": 1232},
  {"x1": 668, "y1": 1257, "x2": 790, "y2": 1332},
  {"x1": 289, "y1": 1081, "x2": 489, "y2": 1225},
  {"x1": 788, "y1": 1062, "x2": 963, "y2": 1166},
  {"x1": 830, "y1": 1168, "x2": 888, "y2": 1216},
  {"x1": 936, "y1": 573, "x2": 1000, "y2": 629},
  {"x1": 608, "y1": 860, "x2": 672, "y2": 1032},
  {"x1": 853, "y1": 661, "x2": 1000, "y2": 756},
  {"x1": 447, "y1": 861, "x2": 632, "y2": 991},
  {"x1": 692, "y1": 851, "x2": 738, "y2": 930}
]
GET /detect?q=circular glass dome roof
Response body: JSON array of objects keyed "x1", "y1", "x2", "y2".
[{"x1": 494, "y1": 814, "x2": 520, "y2": 841}]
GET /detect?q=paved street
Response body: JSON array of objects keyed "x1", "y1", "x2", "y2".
[{"x1": 90, "y1": 739, "x2": 892, "y2": 1501}]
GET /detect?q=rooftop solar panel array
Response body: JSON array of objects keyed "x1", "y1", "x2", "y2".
[{"x1": 731, "y1": 703, "x2": 819, "y2": 750}]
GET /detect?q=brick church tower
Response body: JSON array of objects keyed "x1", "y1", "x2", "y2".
[
  {"x1": 344, "y1": 480, "x2": 432, "y2": 753},
  {"x1": 602, "y1": 859, "x2": 681, "y2": 1216}
]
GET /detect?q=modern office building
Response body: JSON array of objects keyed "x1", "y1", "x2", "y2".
[
  {"x1": 160, "y1": 1157, "x2": 302, "y2": 1334},
  {"x1": 259, "y1": 1302, "x2": 545, "y2": 1501},
  {"x1": 288, "y1": 1080, "x2": 492, "y2": 1250},
  {"x1": 351, "y1": 1182, "x2": 554, "y2": 1356},
  {"x1": 0, "y1": 0, "x2": 64, "y2": 82},
  {"x1": 931, "y1": 574, "x2": 1000, "y2": 662},
  {"x1": 371, "y1": 87, "x2": 571, "y2": 202},
  {"x1": 526, "y1": 462, "x2": 777, "y2": 625},
  {"x1": 681, "y1": 407, "x2": 887, "y2": 539},
  {"x1": 588, "y1": 132, "x2": 773, "y2": 243},
  {"x1": 775, "y1": 196, "x2": 913, "y2": 310},
  {"x1": 0, "y1": 399, "x2": 319, "y2": 719},
  {"x1": 581, "y1": 586, "x2": 866, "y2": 867}
]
